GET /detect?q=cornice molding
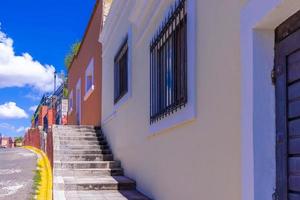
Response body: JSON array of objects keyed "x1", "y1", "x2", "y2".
[{"x1": 99, "y1": 0, "x2": 128, "y2": 44}]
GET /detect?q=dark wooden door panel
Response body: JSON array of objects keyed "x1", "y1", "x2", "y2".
[
  {"x1": 289, "y1": 176, "x2": 300, "y2": 192},
  {"x1": 288, "y1": 82, "x2": 300, "y2": 100},
  {"x1": 289, "y1": 193, "x2": 300, "y2": 200},
  {"x1": 288, "y1": 51, "x2": 300, "y2": 83},
  {"x1": 289, "y1": 119, "x2": 300, "y2": 137},
  {"x1": 289, "y1": 101, "x2": 300, "y2": 119},
  {"x1": 289, "y1": 138, "x2": 300, "y2": 155},
  {"x1": 289, "y1": 157, "x2": 300, "y2": 175}
]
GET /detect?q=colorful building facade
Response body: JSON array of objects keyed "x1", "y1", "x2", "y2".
[{"x1": 67, "y1": 0, "x2": 108, "y2": 126}]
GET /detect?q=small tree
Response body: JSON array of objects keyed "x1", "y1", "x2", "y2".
[
  {"x1": 64, "y1": 41, "x2": 81, "y2": 70},
  {"x1": 63, "y1": 87, "x2": 69, "y2": 98},
  {"x1": 15, "y1": 137, "x2": 23, "y2": 143}
]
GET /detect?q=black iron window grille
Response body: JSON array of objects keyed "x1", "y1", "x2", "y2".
[
  {"x1": 150, "y1": 0, "x2": 187, "y2": 124},
  {"x1": 114, "y1": 38, "x2": 128, "y2": 104}
]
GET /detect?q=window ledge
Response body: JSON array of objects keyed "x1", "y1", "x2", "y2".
[
  {"x1": 113, "y1": 92, "x2": 130, "y2": 112},
  {"x1": 68, "y1": 108, "x2": 73, "y2": 115},
  {"x1": 149, "y1": 103, "x2": 196, "y2": 135},
  {"x1": 84, "y1": 85, "x2": 95, "y2": 101}
]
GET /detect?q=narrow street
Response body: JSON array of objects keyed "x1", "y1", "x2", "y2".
[{"x1": 0, "y1": 148, "x2": 37, "y2": 200}]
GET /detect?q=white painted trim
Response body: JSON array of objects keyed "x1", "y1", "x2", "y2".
[
  {"x1": 68, "y1": 90, "x2": 73, "y2": 115},
  {"x1": 75, "y1": 79, "x2": 81, "y2": 125},
  {"x1": 240, "y1": 1, "x2": 300, "y2": 199},
  {"x1": 100, "y1": 0, "x2": 131, "y2": 57},
  {"x1": 85, "y1": 58, "x2": 95, "y2": 94},
  {"x1": 84, "y1": 85, "x2": 95, "y2": 101},
  {"x1": 128, "y1": 0, "x2": 149, "y2": 23},
  {"x1": 101, "y1": 110, "x2": 117, "y2": 125},
  {"x1": 113, "y1": 26, "x2": 133, "y2": 112},
  {"x1": 134, "y1": 0, "x2": 166, "y2": 48},
  {"x1": 84, "y1": 58, "x2": 95, "y2": 101},
  {"x1": 149, "y1": 0, "x2": 197, "y2": 134}
]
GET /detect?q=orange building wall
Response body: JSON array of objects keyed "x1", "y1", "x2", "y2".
[
  {"x1": 47, "y1": 108, "x2": 56, "y2": 126},
  {"x1": 67, "y1": 0, "x2": 102, "y2": 126},
  {"x1": 38, "y1": 106, "x2": 48, "y2": 127},
  {"x1": 23, "y1": 128, "x2": 41, "y2": 149}
]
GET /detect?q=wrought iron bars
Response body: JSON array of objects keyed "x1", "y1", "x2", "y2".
[{"x1": 150, "y1": 0, "x2": 187, "y2": 124}]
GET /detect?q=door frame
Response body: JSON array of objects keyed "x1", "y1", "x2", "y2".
[
  {"x1": 240, "y1": 1, "x2": 300, "y2": 200},
  {"x1": 76, "y1": 78, "x2": 81, "y2": 125},
  {"x1": 274, "y1": 28, "x2": 289, "y2": 200},
  {"x1": 275, "y1": 11, "x2": 300, "y2": 199}
]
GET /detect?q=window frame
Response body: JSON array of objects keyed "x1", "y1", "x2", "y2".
[
  {"x1": 84, "y1": 58, "x2": 95, "y2": 101},
  {"x1": 149, "y1": 0, "x2": 197, "y2": 134},
  {"x1": 68, "y1": 90, "x2": 73, "y2": 114},
  {"x1": 150, "y1": 0, "x2": 188, "y2": 124},
  {"x1": 114, "y1": 37, "x2": 129, "y2": 104},
  {"x1": 75, "y1": 79, "x2": 81, "y2": 125}
]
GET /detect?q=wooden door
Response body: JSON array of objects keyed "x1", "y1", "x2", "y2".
[{"x1": 275, "y1": 10, "x2": 300, "y2": 200}]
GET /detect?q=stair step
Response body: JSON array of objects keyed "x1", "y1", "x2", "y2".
[
  {"x1": 54, "y1": 161, "x2": 121, "y2": 169},
  {"x1": 55, "y1": 133, "x2": 102, "y2": 137},
  {"x1": 54, "y1": 176, "x2": 136, "y2": 191},
  {"x1": 54, "y1": 135, "x2": 105, "y2": 141},
  {"x1": 55, "y1": 149, "x2": 112, "y2": 155},
  {"x1": 64, "y1": 190, "x2": 150, "y2": 200},
  {"x1": 54, "y1": 168, "x2": 124, "y2": 176},
  {"x1": 54, "y1": 144, "x2": 109, "y2": 150},
  {"x1": 52, "y1": 125, "x2": 151, "y2": 200},
  {"x1": 54, "y1": 125, "x2": 100, "y2": 131},
  {"x1": 57, "y1": 140, "x2": 107, "y2": 146},
  {"x1": 55, "y1": 154, "x2": 113, "y2": 161},
  {"x1": 54, "y1": 129, "x2": 99, "y2": 133}
]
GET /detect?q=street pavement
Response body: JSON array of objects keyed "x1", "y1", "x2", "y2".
[{"x1": 0, "y1": 148, "x2": 37, "y2": 200}]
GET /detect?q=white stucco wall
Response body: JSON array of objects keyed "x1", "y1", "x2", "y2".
[{"x1": 100, "y1": 0, "x2": 242, "y2": 199}]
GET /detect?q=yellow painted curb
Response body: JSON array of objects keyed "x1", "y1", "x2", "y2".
[{"x1": 23, "y1": 146, "x2": 52, "y2": 200}]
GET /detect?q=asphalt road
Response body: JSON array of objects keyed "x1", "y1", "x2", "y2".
[{"x1": 0, "y1": 148, "x2": 37, "y2": 200}]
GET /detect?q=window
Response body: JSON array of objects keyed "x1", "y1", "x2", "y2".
[
  {"x1": 84, "y1": 58, "x2": 94, "y2": 100},
  {"x1": 76, "y1": 79, "x2": 81, "y2": 125},
  {"x1": 69, "y1": 90, "x2": 73, "y2": 113},
  {"x1": 150, "y1": 0, "x2": 187, "y2": 124},
  {"x1": 114, "y1": 38, "x2": 128, "y2": 104},
  {"x1": 86, "y1": 75, "x2": 93, "y2": 91}
]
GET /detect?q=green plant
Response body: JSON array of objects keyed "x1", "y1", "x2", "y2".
[
  {"x1": 14, "y1": 137, "x2": 23, "y2": 143},
  {"x1": 64, "y1": 41, "x2": 81, "y2": 70},
  {"x1": 31, "y1": 164, "x2": 42, "y2": 199},
  {"x1": 63, "y1": 87, "x2": 69, "y2": 98}
]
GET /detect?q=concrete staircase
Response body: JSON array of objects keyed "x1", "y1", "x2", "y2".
[{"x1": 53, "y1": 125, "x2": 150, "y2": 200}]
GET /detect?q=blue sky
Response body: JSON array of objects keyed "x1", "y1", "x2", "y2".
[{"x1": 0, "y1": 0, "x2": 96, "y2": 137}]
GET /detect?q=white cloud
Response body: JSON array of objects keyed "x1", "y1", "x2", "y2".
[
  {"x1": 24, "y1": 93, "x2": 42, "y2": 101},
  {"x1": 0, "y1": 123, "x2": 15, "y2": 130},
  {"x1": 0, "y1": 102, "x2": 28, "y2": 119},
  {"x1": 0, "y1": 26, "x2": 59, "y2": 92},
  {"x1": 29, "y1": 105, "x2": 38, "y2": 112},
  {"x1": 16, "y1": 126, "x2": 25, "y2": 133},
  {"x1": 0, "y1": 123, "x2": 29, "y2": 134}
]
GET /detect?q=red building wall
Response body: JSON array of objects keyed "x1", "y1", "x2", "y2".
[
  {"x1": 38, "y1": 106, "x2": 48, "y2": 127},
  {"x1": 47, "y1": 108, "x2": 56, "y2": 127},
  {"x1": 23, "y1": 128, "x2": 41, "y2": 149}
]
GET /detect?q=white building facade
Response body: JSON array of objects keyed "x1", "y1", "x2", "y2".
[{"x1": 100, "y1": 0, "x2": 300, "y2": 199}]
